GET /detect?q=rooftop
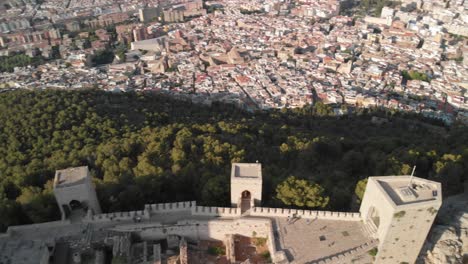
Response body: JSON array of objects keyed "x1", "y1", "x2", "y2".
[
  {"x1": 273, "y1": 217, "x2": 375, "y2": 263},
  {"x1": 54, "y1": 166, "x2": 89, "y2": 188},
  {"x1": 231, "y1": 163, "x2": 262, "y2": 179},
  {"x1": 373, "y1": 176, "x2": 442, "y2": 206}
]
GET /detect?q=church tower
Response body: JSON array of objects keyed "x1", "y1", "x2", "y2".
[{"x1": 360, "y1": 176, "x2": 442, "y2": 264}]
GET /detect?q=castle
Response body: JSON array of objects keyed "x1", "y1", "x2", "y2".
[{"x1": 0, "y1": 163, "x2": 442, "y2": 264}]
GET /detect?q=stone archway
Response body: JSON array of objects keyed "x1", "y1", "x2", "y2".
[
  {"x1": 69, "y1": 200, "x2": 83, "y2": 210},
  {"x1": 240, "y1": 190, "x2": 251, "y2": 213}
]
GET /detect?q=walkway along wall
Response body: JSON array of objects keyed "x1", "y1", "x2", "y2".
[{"x1": 250, "y1": 207, "x2": 361, "y2": 221}]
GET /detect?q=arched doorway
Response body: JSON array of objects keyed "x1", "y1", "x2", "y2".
[
  {"x1": 69, "y1": 200, "x2": 83, "y2": 210},
  {"x1": 240, "y1": 190, "x2": 251, "y2": 213}
]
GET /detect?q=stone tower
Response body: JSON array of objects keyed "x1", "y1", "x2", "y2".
[
  {"x1": 53, "y1": 166, "x2": 101, "y2": 220},
  {"x1": 230, "y1": 163, "x2": 262, "y2": 212},
  {"x1": 360, "y1": 176, "x2": 442, "y2": 264}
]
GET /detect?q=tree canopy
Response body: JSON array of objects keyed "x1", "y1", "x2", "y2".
[
  {"x1": 354, "y1": 178, "x2": 368, "y2": 203},
  {"x1": 276, "y1": 176, "x2": 329, "y2": 208},
  {"x1": 0, "y1": 89, "x2": 466, "y2": 231},
  {"x1": 0, "y1": 54, "x2": 45, "y2": 72}
]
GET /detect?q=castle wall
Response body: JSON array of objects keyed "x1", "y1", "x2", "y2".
[
  {"x1": 84, "y1": 210, "x2": 149, "y2": 223},
  {"x1": 107, "y1": 216, "x2": 287, "y2": 263},
  {"x1": 138, "y1": 218, "x2": 288, "y2": 262},
  {"x1": 145, "y1": 201, "x2": 195, "y2": 214},
  {"x1": 191, "y1": 206, "x2": 240, "y2": 217},
  {"x1": 118, "y1": 218, "x2": 270, "y2": 241},
  {"x1": 6, "y1": 220, "x2": 72, "y2": 235},
  {"x1": 250, "y1": 207, "x2": 361, "y2": 221},
  {"x1": 84, "y1": 202, "x2": 241, "y2": 223}
]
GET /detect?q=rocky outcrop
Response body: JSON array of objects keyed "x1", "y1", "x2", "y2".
[{"x1": 417, "y1": 193, "x2": 468, "y2": 264}]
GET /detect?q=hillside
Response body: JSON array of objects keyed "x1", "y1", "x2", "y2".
[{"x1": 0, "y1": 89, "x2": 467, "y2": 231}]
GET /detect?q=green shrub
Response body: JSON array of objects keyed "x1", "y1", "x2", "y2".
[
  {"x1": 427, "y1": 207, "x2": 438, "y2": 216},
  {"x1": 207, "y1": 246, "x2": 225, "y2": 256},
  {"x1": 368, "y1": 247, "x2": 378, "y2": 257},
  {"x1": 394, "y1": 211, "x2": 406, "y2": 218},
  {"x1": 254, "y1": 237, "x2": 267, "y2": 247},
  {"x1": 261, "y1": 251, "x2": 271, "y2": 262}
]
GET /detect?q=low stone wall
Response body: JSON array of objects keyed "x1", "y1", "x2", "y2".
[
  {"x1": 250, "y1": 207, "x2": 361, "y2": 221},
  {"x1": 265, "y1": 219, "x2": 288, "y2": 263},
  {"x1": 85, "y1": 210, "x2": 149, "y2": 223},
  {"x1": 191, "y1": 206, "x2": 241, "y2": 217},
  {"x1": 6, "y1": 219, "x2": 71, "y2": 235},
  {"x1": 135, "y1": 218, "x2": 273, "y2": 241}
]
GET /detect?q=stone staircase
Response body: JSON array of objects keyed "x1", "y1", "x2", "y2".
[
  {"x1": 309, "y1": 238, "x2": 379, "y2": 264},
  {"x1": 360, "y1": 221, "x2": 378, "y2": 239}
]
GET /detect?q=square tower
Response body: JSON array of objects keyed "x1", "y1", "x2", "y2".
[
  {"x1": 53, "y1": 166, "x2": 101, "y2": 220},
  {"x1": 360, "y1": 176, "x2": 442, "y2": 264},
  {"x1": 230, "y1": 163, "x2": 262, "y2": 212}
]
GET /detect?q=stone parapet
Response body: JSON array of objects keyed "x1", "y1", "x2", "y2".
[
  {"x1": 250, "y1": 207, "x2": 362, "y2": 221},
  {"x1": 6, "y1": 220, "x2": 71, "y2": 235},
  {"x1": 191, "y1": 206, "x2": 241, "y2": 217},
  {"x1": 144, "y1": 201, "x2": 196, "y2": 214},
  {"x1": 84, "y1": 210, "x2": 149, "y2": 223}
]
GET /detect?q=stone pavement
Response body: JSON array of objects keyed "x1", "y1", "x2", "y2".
[{"x1": 273, "y1": 217, "x2": 372, "y2": 263}]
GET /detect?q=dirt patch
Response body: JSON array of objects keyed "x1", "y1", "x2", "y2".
[
  {"x1": 234, "y1": 235, "x2": 271, "y2": 263},
  {"x1": 188, "y1": 240, "x2": 229, "y2": 264}
]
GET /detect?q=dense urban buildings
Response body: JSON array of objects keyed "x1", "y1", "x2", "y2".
[
  {"x1": 0, "y1": 0, "x2": 467, "y2": 125},
  {"x1": 0, "y1": 1, "x2": 466, "y2": 263}
]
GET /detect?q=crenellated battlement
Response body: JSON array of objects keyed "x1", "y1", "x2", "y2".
[
  {"x1": 84, "y1": 209, "x2": 149, "y2": 223},
  {"x1": 191, "y1": 206, "x2": 241, "y2": 217},
  {"x1": 250, "y1": 207, "x2": 362, "y2": 221},
  {"x1": 144, "y1": 201, "x2": 196, "y2": 213}
]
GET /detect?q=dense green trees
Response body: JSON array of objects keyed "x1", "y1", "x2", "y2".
[
  {"x1": 276, "y1": 176, "x2": 329, "y2": 208},
  {"x1": 0, "y1": 54, "x2": 45, "y2": 72},
  {"x1": 92, "y1": 50, "x2": 115, "y2": 65},
  {"x1": 354, "y1": 178, "x2": 368, "y2": 203},
  {"x1": 401, "y1": 70, "x2": 431, "y2": 82},
  {"x1": 0, "y1": 89, "x2": 467, "y2": 231},
  {"x1": 358, "y1": 0, "x2": 401, "y2": 16}
]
